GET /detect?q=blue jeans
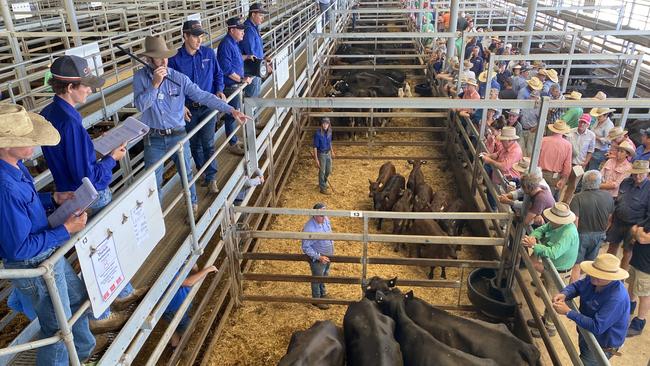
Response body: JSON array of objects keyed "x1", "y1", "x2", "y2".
[
  {"x1": 309, "y1": 260, "x2": 330, "y2": 298},
  {"x1": 185, "y1": 105, "x2": 218, "y2": 183},
  {"x1": 143, "y1": 130, "x2": 198, "y2": 205},
  {"x1": 578, "y1": 333, "x2": 613, "y2": 366},
  {"x1": 318, "y1": 152, "x2": 332, "y2": 190},
  {"x1": 88, "y1": 187, "x2": 112, "y2": 218},
  {"x1": 244, "y1": 76, "x2": 261, "y2": 98},
  {"x1": 223, "y1": 86, "x2": 241, "y2": 145},
  {"x1": 587, "y1": 149, "x2": 607, "y2": 171},
  {"x1": 319, "y1": 2, "x2": 330, "y2": 21},
  {"x1": 576, "y1": 231, "x2": 606, "y2": 263},
  {"x1": 4, "y1": 249, "x2": 95, "y2": 365}
]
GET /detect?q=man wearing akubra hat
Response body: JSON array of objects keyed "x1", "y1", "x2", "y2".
[
  {"x1": 605, "y1": 159, "x2": 650, "y2": 271},
  {"x1": 479, "y1": 126, "x2": 522, "y2": 185},
  {"x1": 217, "y1": 17, "x2": 253, "y2": 156},
  {"x1": 587, "y1": 107, "x2": 615, "y2": 171},
  {"x1": 240, "y1": 3, "x2": 272, "y2": 99},
  {"x1": 600, "y1": 140, "x2": 634, "y2": 198},
  {"x1": 539, "y1": 120, "x2": 573, "y2": 199},
  {"x1": 133, "y1": 35, "x2": 250, "y2": 212},
  {"x1": 168, "y1": 20, "x2": 226, "y2": 195},
  {"x1": 552, "y1": 253, "x2": 630, "y2": 364},
  {"x1": 606, "y1": 126, "x2": 635, "y2": 162},
  {"x1": 511, "y1": 64, "x2": 529, "y2": 96},
  {"x1": 517, "y1": 76, "x2": 543, "y2": 100},
  {"x1": 0, "y1": 104, "x2": 95, "y2": 364},
  {"x1": 523, "y1": 202, "x2": 579, "y2": 337}
]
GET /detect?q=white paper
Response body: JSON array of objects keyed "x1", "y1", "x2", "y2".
[
  {"x1": 130, "y1": 204, "x2": 149, "y2": 247},
  {"x1": 90, "y1": 235, "x2": 125, "y2": 301},
  {"x1": 93, "y1": 117, "x2": 149, "y2": 156},
  {"x1": 11, "y1": 3, "x2": 32, "y2": 19},
  {"x1": 275, "y1": 46, "x2": 290, "y2": 88},
  {"x1": 48, "y1": 177, "x2": 98, "y2": 228}
]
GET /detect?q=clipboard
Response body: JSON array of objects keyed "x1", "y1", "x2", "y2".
[
  {"x1": 48, "y1": 177, "x2": 99, "y2": 228},
  {"x1": 93, "y1": 117, "x2": 150, "y2": 156}
]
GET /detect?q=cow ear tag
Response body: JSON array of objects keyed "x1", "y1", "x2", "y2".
[
  {"x1": 405, "y1": 290, "x2": 414, "y2": 299},
  {"x1": 389, "y1": 277, "x2": 398, "y2": 287},
  {"x1": 376, "y1": 290, "x2": 385, "y2": 303}
]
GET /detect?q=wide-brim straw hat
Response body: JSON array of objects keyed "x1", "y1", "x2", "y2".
[
  {"x1": 463, "y1": 78, "x2": 478, "y2": 87},
  {"x1": 543, "y1": 202, "x2": 576, "y2": 225},
  {"x1": 497, "y1": 126, "x2": 519, "y2": 140},
  {"x1": 526, "y1": 77, "x2": 543, "y2": 91},
  {"x1": 594, "y1": 91, "x2": 607, "y2": 100},
  {"x1": 590, "y1": 107, "x2": 616, "y2": 117},
  {"x1": 545, "y1": 69, "x2": 559, "y2": 83},
  {"x1": 478, "y1": 70, "x2": 492, "y2": 83},
  {"x1": 607, "y1": 126, "x2": 628, "y2": 140},
  {"x1": 580, "y1": 254, "x2": 629, "y2": 281},
  {"x1": 0, "y1": 104, "x2": 60, "y2": 148},
  {"x1": 548, "y1": 119, "x2": 571, "y2": 134},
  {"x1": 617, "y1": 140, "x2": 635, "y2": 156},
  {"x1": 565, "y1": 90, "x2": 582, "y2": 100},
  {"x1": 629, "y1": 159, "x2": 650, "y2": 174},
  {"x1": 141, "y1": 36, "x2": 177, "y2": 59},
  {"x1": 463, "y1": 59, "x2": 473, "y2": 68},
  {"x1": 513, "y1": 157, "x2": 531, "y2": 173}
]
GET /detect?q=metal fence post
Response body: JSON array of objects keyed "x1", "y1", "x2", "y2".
[{"x1": 175, "y1": 145, "x2": 201, "y2": 254}]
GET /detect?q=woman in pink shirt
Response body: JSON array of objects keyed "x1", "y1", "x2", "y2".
[
  {"x1": 600, "y1": 140, "x2": 635, "y2": 197},
  {"x1": 480, "y1": 126, "x2": 523, "y2": 184}
]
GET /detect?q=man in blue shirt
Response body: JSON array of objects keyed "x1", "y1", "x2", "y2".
[
  {"x1": 240, "y1": 3, "x2": 270, "y2": 98},
  {"x1": 0, "y1": 104, "x2": 94, "y2": 365},
  {"x1": 134, "y1": 36, "x2": 249, "y2": 214},
  {"x1": 633, "y1": 128, "x2": 650, "y2": 162},
  {"x1": 312, "y1": 118, "x2": 335, "y2": 195},
  {"x1": 552, "y1": 253, "x2": 630, "y2": 366},
  {"x1": 606, "y1": 160, "x2": 650, "y2": 271},
  {"x1": 217, "y1": 17, "x2": 253, "y2": 156},
  {"x1": 169, "y1": 21, "x2": 226, "y2": 194},
  {"x1": 302, "y1": 202, "x2": 334, "y2": 309}
]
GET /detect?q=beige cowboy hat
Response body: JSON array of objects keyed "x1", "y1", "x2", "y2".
[
  {"x1": 543, "y1": 202, "x2": 576, "y2": 225},
  {"x1": 545, "y1": 69, "x2": 559, "y2": 83},
  {"x1": 497, "y1": 126, "x2": 519, "y2": 140},
  {"x1": 580, "y1": 253, "x2": 629, "y2": 281},
  {"x1": 526, "y1": 77, "x2": 543, "y2": 91},
  {"x1": 565, "y1": 90, "x2": 582, "y2": 100},
  {"x1": 141, "y1": 36, "x2": 177, "y2": 59},
  {"x1": 594, "y1": 91, "x2": 607, "y2": 100},
  {"x1": 463, "y1": 78, "x2": 478, "y2": 87},
  {"x1": 0, "y1": 104, "x2": 60, "y2": 148},
  {"x1": 629, "y1": 159, "x2": 650, "y2": 174},
  {"x1": 616, "y1": 140, "x2": 635, "y2": 156},
  {"x1": 547, "y1": 119, "x2": 571, "y2": 135},
  {"x1": 513, "y1": 157, "x2": 531, "y2": 174},
  {"x1": 532, "y1": 60, "x2": 545, "y2": 68},
  {"x1": 463, "y1": 59, "x2": 473, "y2": 68},
  {"x1": 590, "y1": 107, "x2": 616, "y2": 117},
  {"x1": 478, "y1": 70, "x2": 493, "y2": 83},
  {"x1": 607, "y1": 126, "x2": 628, "y2": 140},
  {"x1": 512, "y1": 64, "x2": 522, "y2": 70}
]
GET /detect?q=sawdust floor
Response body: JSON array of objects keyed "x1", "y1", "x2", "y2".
[{"x1": 206, "y1": 113, "x2": 491, "y2": 365}]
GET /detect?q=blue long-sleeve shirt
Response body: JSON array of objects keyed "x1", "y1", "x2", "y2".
[
  {"x1": 217, "y1": 34, "x2": 245, "y2": 88},
  {"x1": 239, "y1": 19, "x2": 264, "y2": 59},
  {"x1": 133, "y1": 67, "x2": 233, "y2": 130},
  {"x1": 41, "y1": 95, "x2": 116, "y2": 192},
  {"x1": 168, "y1": 45, "x2": 224, "y2": 103},
  {"x1": 561, "y1": 276, "x2": 630, "y2": 348},
  {"x1": 0, "y1": 160, "x2": 69, "y2": 261},
  {"x1": 301, "y1": 217, "x2": 334, "y2": 261}
]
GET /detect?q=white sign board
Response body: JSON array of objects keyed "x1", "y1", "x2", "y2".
[
  {"x1": 275, "y1": 46, "x2": 290, "y2": 89},
  {"x1": 76, "y1": 173, "x2": 166, "y2": 317},
  {"x1": 11, "y1": 2, "x2": 32, "y2": 19},
  {"x1": 89, "y1": 2, "x2": 102, "y2": 8},
  {"x1": 315, "y1": 17, "x2": 323, "y2": 34},
  {"x1": 187, "y1": 13, "x2": 201, "y2": 21},
  {"x1": 65, "y1": 42, "x2": 104, "y2": 76}
]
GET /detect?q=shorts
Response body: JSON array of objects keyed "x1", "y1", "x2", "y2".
[
  {"x1": 576, "y1": 232, "x2": 606, "y2": 263},
  {"x1": 605, "y1": 219, "x2": 634, "y2": 251},
  {"x1": 628, "y1": 266, "x2": 650, "y2": 297}
]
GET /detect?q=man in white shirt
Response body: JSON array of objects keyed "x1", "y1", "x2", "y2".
[{"x1": 568, "y1": 114, "x2": 596, "y2": 168}]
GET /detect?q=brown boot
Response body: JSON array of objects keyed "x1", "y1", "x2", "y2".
[
  {"x1": 111, "y1": 287, "x2": 149, "y2": 311},
  {"x1": 90, "y1": 311, "x2": 130, "y2": 334},
  {"x1": 90, "y1": 333, "x2": 110, "y2": 358},
  {"x1": 312, "y1": 303, "x2": 331, "y2": 310}
]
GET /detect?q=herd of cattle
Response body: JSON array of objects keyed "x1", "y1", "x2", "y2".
[
  {"x1": 369, "y1": 160, "x2": 466, "y2": 280},
  {"x1": 278, "y1": 277, "x2": 541, "y2": 366}
]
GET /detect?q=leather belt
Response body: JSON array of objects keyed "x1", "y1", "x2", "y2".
[
  {"x1": 150, "y1": 127, "x2": 185, "y2": 136},
  {"x1": 318, "y1": 150, "x2": 331, "y2": 154},
  {"x1": 187, "y1": 102, "x2": 204, "y2": 109}
]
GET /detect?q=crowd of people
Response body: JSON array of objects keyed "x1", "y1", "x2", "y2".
[{"x1": 0, "y1": 4, "x2": 272, "y2": 364}]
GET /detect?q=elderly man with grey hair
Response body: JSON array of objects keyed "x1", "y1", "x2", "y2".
[
  {"x1": 498, "y1": 165, "x2": 555, "y2": 227},
  {"x1": 569, "y1": 170, "x2": 615, "y2": 283}
]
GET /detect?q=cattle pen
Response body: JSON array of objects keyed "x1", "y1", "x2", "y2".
[{"x1": 1, "y1": 0, "x2": 650, "y2": 365}]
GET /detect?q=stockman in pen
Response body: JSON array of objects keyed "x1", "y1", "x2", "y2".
[
  {"x1": 0, "y1": 104, "x2": 95, "y2": 366},
  {"x1": 169, "y1": 20, "x2": 226, "y2": 195},
  {"x1": 133, "y1": 36, "x2": 250, "y2": 216}
]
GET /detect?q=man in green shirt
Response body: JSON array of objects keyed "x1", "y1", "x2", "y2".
[
  {"x1": 560, "y1": 91, "x2": 584, "y2": 128},
  {"x1": 524, "y1": 202, "x2": 579, "y2": 337}
]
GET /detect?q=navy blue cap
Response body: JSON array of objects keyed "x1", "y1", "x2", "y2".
[
  {"x1": 51, "y1": 55, "x2": 105, "y2": 89},
  {"x1": 226, "y1": 17, "x2": 245, "y2": 29},
  {"x1": 182, "y1": 20, "x2": 207, "y2": 36},
  {"x1": 249, "y1": 3, "x2": 269, "y2": 13},
  {"x1": 313, "y1": 202, "x2": 326, "y2": 209}
]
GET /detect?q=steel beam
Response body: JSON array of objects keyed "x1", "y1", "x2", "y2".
[{"x1": 447, "y1": 0, "x2": 460, "y2": 60}]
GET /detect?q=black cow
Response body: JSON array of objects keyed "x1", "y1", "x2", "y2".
[
  {"x1": 364, "y1": 276, "x2": 398, "y2": 300},
  {"x1": 343, "y1": 298, "x2": 403, "y2": 366},
  {"x1": 373, "y1": 174, "x2": 405, "y2": 230},
  {"x1": 278, "y1": 320, "x2": 345, "y2": 366},
  {"x1": 438, "y1": 198, "x2": 468, "y2": 237},
  {"x1": 375, "y1": 290, "x2": 498, "y2": 366},
  {"x1": 369, "y1": 162, "x2": 397, "y2": 197},
  {"x1": 404, "y1": 290, "x2": 541, "y2": 366},
  {"x1": 409, "y1": 219, "x2": 458, "y2": 279},
  {"x1": 406, "y1": 160, "x2": 426, "y2": 192}
]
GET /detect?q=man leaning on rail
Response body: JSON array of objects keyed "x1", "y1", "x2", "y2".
[
  {"x1": 0, "y1": 104, "x2": 95, "y2": 365},
  {"x1": 552, "y1": 253, "x2": 630, "y2": 366},
  {"x1": 133, "y1": 36, "x2": 250, "y2": 217}
]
